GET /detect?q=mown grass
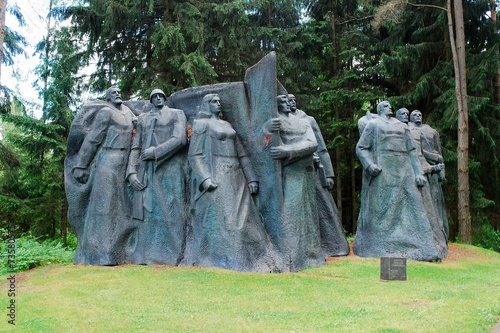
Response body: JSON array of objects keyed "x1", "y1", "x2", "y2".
[{"x1": 1, "y1": 243, "x2": 499, "y2": 333}]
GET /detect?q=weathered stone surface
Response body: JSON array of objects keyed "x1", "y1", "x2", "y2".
[
  {"x1": 66, "y1": 53, "x2": 340, "y2": 272},
  {"x1": 65, "y1": 89, "x2": 137, "y2": 265},
  {"x1": 126, "y1": 89, "x2": 189, "y2": 265},
  {"x1": 354, "y1": 101, "x2": 442, "y2": 261},
  {"x1": 409, "y1": 110, "x2": 449, "y2": 259},
  {"x1": 183, "y1": 93, "x2": 281, "y2": 272},
  {"x1": 288, "y1": 95, "x2": 349, "y2": 257}
]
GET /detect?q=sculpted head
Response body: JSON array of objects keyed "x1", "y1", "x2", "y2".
[
  {"x1": 150, "y1": 88, "x2": 167, "y2": 108},
  {"x1": 396, "y1": 108, "x2": 409, "y2": 124},
  {"x1": 198, "y1": 94, "x2": 221, "y2": 119},
  {"x1": 377, "y1": 101, "x2": 392, "y2": 117},
  {"x1": 288, "y1": 94, "x2": 297, "y2": 112},
  {"x1": 410, "y1": 110, "x2": 423, "y2": 125},
  {"x1": 277, "y1": 95, "x2": 291, "y2": 114},
  {"x1": 106, "y1": 86, "x2": 122, "y2": 106}
]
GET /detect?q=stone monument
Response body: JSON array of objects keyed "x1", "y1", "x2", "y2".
[
  {"x1": 354, "y1": 101, "x2": 444, "y2": 261},
  {"x1": 183, "y1": 93, "x2": 281, "y2": 272},
  {"x1": 65, "y1": 86, "x2": 137, "y2": 265},
  {"x1": 65, "y1": 52, "x2": 344, "y2": 272}
]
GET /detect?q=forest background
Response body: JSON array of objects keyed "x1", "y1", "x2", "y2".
[{"x1": 0, "y1": 0, "x2": 499, "y2": 254}]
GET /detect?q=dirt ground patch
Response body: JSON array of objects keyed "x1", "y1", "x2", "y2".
[{"x1": 326, "y1": 242, "x2": 483, "y2": 263}]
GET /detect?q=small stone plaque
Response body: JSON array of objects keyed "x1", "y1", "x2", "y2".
[{"x1": 380, "y1": 257, "x2": 407, "y2": 281}]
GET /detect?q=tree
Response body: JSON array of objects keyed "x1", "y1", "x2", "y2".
[
  {"x1": 447, "y1": 0, "x2": 471, "y2": 243},
  {"x1": 0, "y1": 0, "x2": 79, "y2": 242},
  {"x1": 0, "y1": 0, "x2": 7, "y2": 83}
]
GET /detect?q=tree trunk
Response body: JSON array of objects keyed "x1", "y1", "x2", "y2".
[
  {"x1": 0, "y1": 0, "x2": 7, "y2": 86},
  {"x1": 448, "y1": 0, "x2": 472, "y2": 243},
  {"x1": 62, "y1": 188, "x2": 68, "y2": 247},
  {"x1": 335, "y1": 112, "x2": 343, "y2": 223},
  {"x1": 490, "y1": 0, "x2": 500, "y2": 104},
  {"x1": 350, "y1": 135, "x2": 357, "y2": 234},
  {"x1": 330, "y1": 7, "x2": 343, "y2": 224},
  {"x1": 43, "y1": 0, "x2": 54, "y2": 96}
]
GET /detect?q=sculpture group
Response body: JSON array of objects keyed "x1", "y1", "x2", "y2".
[
  {"x1": 65, "y1": 53, "x2": 349, "y2": 272},
  {"x1": 65, "y1": 53, "x2": 448, "y2": 273},
  {"x1": 355, "y1": 102, "x2": 448, "y2": 261}
]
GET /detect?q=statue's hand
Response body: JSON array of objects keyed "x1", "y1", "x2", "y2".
[
  {"x1": 325, "y1": 177, "x2": 334, "y2": 190},
  {"x1": 72, "y1": 167, "x2": 89, "y2": 184},
  {"x1": 141, "y1": 147, "x2": 156, "y2": 160},
  {"x1": 367, "y1": 163, "x2": 382, "y2": 177},
  {"x1": 203, "y1": 178, "x2": 218, "y2": 191},
  {"x1": 415, "y1": 175, "x2": 427, "y2": 187},
  {"x1": 438, "y1": 169, "x2": 446, "y2": 182},
  {"x1": 128, "y1": 173, "x2": 146, "y2": 191},
  {"x1": 270, "y1": 146, "x2": 288, "y2": 160},
  {"x1": 431, "y1": 163, "x2": 445, "y2": 173},
  {"x1": 269, "y1": 118, "x2": 282, "y2": 132},
  {"x1": 248, "y1": 181, "x2": 259, "y2": 194}
]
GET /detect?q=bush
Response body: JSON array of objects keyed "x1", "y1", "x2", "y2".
[
  {"x1": 473, "y1": 224, "x2": 500, "y2": 253},
  {"x1": 0, "y1": 233, "x2": 75, "y2": 274},
  {"x1": 65, "y1": 231, "x2": 78, "y2": 251}
]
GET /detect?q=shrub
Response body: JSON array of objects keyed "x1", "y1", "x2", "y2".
[
  {"x1": 473, "y1": 224, "x2": 500, "y2": 253},
  {"x1": 0, "y1": 233, "x2": 75, "y2": 274}
]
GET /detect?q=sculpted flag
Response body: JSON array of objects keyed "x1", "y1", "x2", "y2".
[{"x1": 243, "y1": 52, "x2": 288, "y2": 264}]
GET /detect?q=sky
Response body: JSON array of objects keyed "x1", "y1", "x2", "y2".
[{"x1": 3, "y1": 0, "x2": 51, "y2": 117}]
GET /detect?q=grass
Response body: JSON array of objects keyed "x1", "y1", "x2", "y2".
[{"x1": 1, "y1": 243, "x2": 499, "y2": 333}]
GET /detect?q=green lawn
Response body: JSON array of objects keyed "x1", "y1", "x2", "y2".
[{"x1": 1, "y1": 243, "x2": 499, "y2": 332}]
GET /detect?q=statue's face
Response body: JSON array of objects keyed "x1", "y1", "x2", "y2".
[
  {"x1": 107, "y1": 87, "x2": 122, "y2": 105},
  {"x1": 277, "y1": 95, "x2": 291, "y2": 113},
  {"x1": 411, "y1": 111, "x2": 423, "y2": 124},
  {"x1": 288, "y1": 95, "x2": 296, "y2": 112},
  {"x1": 378, "y1": 101, "x2": 392, "y2": 116},
  {"x1": 151, "y1": 93, "x2": 165, "y2": 108},
  {"x1": 396, "y1": 109, "x2": 409, "y2": 123},
  {"x1": 209, "y1": 96, "x2": 222, "y2": 114}
]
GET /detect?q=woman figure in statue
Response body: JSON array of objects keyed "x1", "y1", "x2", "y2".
[{"x1": 184, "y1": 93, "x2": 280, "y2": 272}]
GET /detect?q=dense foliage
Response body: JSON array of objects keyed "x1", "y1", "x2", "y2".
[
  {"x1": 0, "y1": 232, "x2": 76, "y2": 274},
  {"x1": 1, "y1": 0, "x2": 499, "y2": 251}
]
